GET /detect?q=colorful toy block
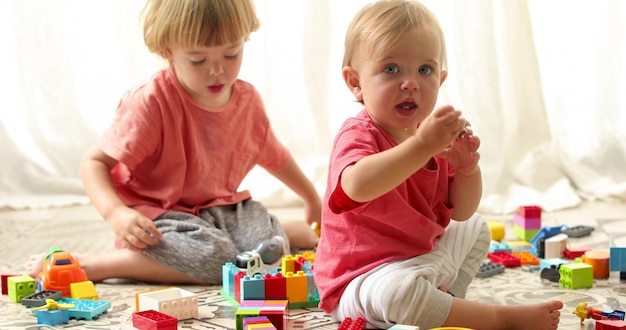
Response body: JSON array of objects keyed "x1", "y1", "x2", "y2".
[
  {"x1": 338, "y1": 317, "x2": 366, "y2": 330},
  {"x1": 243, "y1": 316, "x2": 277, "y2": 330},
  {"x1": 561, "y1": 225, "x2": 594, "y2": 238},
  {"x1": 511, "y1": 251, "x2": 539, "y2": 266},
  {"x1": 563, "y1": 246, "x2": 591, "y2": 259},
  {"x1": 70, "y1": 280, "x2": 98, "y2": 300},
  {"x1": 518, "y1": 205, "x2": 541, "y2": 218},
  {"x1": 21, "y1": 290, "x2": 63, "y2": 307},
  {"x1": 582, "y1": 250, "x2": 610, "y2": 279},
  {"x1": 35, "y1": 309, "x2": 70, "y2": 326},
  {"x1": 136, "y1": 287, "x2": 198, "y2": 320},
  {"x1": 53, "y1": 298, "x2": 111, "y2": 320},
  {"x1": 236, "y1": 300, "x2": 288, "y2": 330},
  {"x1": 7, "y1": 275, "x2": 36, "y2": 303},
  {"x1": 602, "y1": 309, "x2": 626, "y2": 321},
  {"x1": 596, "y1": 319, "x2": 626, "y2": 330},
  {"x1": 1, "y1": 273, "x2": 19, "y2": 295},
  {"x1": 487, "y1": 221, "x2": 505, "y2": 242},
  {"x1": 543, "y1": 233, "x2": 568, "y2": 259},
  {"x1": 610, "y1": 247, "x2": 626, "y2": 272},
  {"x1": 530, "y1": 225, "x2": 568, "y2": 249},
  {"x1": 559, "y1": 263, "x2": 593, "y2": 289},
  {"x1": 488, "y1": 241, "x2": 512, "y2": 253},
  {"x1": 133, "y1": 309, "x2": 178, "y2": 330},
  {"x1": 487, "y1": 252, "x2": 521, "y2": 267},
  {"x1": 475, "y1": 261, "x2": 505, "y2": 278}
]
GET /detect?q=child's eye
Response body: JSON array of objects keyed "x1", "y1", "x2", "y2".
[
  {"x1": 418, "y1": 65, "x2": 432, "y2": 75},
  {"x1": 225, "y1": 53, "x2": 239, "y2": 60},
  {"x1": 383, "y1": 65, "x2": 399, "y2": 74},
  {"x1": 190, "y1": 59, "x2": 206, "y2": 65}
]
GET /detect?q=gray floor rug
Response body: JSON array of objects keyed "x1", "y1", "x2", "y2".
[{"x1": 1, "y1": 211, "x2": 626, "y2": 329}]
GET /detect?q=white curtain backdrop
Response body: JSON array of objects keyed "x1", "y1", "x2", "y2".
[{"x1": 1, "y1": 0, "x2": 625, "y2": 214}]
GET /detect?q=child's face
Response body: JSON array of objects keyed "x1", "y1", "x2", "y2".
[
  {"x1": 345, "y1": 29, "x2": 446, "y2": 137},
  {"x1": 167, "y1": 40, "x2": 244, "y2": 108}
]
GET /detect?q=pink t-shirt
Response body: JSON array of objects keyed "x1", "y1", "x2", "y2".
[
  {"x1": 99, "y1": 67, "x2": 290, "y2": 219},
  {"x1": 314, "y1": 110, "x2": 454, "y2": 313}
]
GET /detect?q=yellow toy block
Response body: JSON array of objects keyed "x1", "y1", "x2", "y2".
[
  {"x1": 70, "y1": 281, "x2": 98, "y2": 300},
  {"x1": 284, "y1": 271, "x2": 308, "y2": 303},
  {"x1": 487, "y1": 221, "x2": 505, "y2": 242}
]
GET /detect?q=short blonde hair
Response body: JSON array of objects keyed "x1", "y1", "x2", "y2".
[
  {"x1": 343, "y1": 0, "x2": 447, "y2": 73},
  {"x1": 142, "y1": 0, "x2": 260, "y2": 58}
]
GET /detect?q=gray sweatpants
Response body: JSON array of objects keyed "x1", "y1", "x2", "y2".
[
  {"x1": 142, "y1": 199, "x2": 289, "y2": 283},
  {"x1": 332, "y1": 213, "x2": 491, "y2": 330}
]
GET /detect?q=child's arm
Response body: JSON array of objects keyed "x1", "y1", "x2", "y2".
[
  {"x1": 438, "y1": 127, "x2": 482, "y2": 221},
  {"x1": 268, "y1": 156, "x2": 322, "y2": 226},
  {"x1": 80, "y1": 145, "x2": 162, "y2": 250}
]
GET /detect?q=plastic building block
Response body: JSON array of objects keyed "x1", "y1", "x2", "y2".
[
  {"x1": 284, "y1": 271, "x2": 308, "y2": 304},
  {"x1": 539, "y1": 258, "x2": 569, "y2": 271},
  {"x1": 561, "y1": 225, "x2": 594, "y2": 238},
  {"x1": 513, "y1": 213, "x2": 541, "y2": 230},
  {"x1": 242, "y1": 274, "x2": 267, "y2": 301},
  {"x1": 529, "y1": 225, "x2": 569, "y2": 249},
  {"x1": 582, "y1": 250, "x2": 610, "y2": 279},
  {"x1": 540, "y1": 265, "x2": 561, "y2": 282},
  {"x1": 487, "y1": 252, "x2": 521, "y2": 267},
  {"x1": 235, "y1": 236, "x2": 288, "y2": 277},
  {"x1": 513, "y1": 225, "x2": 539, "y2": 242},
  {"x1": 563, "y1": 246, "x2": 591, "y2": 259},
  {"x1": 610, "y1": 247, "x2": 626, "y2": 272},
  {"x1": 137, "y1": 287, "x2": 198, "y2": 320},
  {"x1": 602, "y1": 309, "x2": 626, "y2": 321},
  {"x1": 488, "y1": 241, "x2": 512, "y2": 253},
  {"x1": 35, "y1": 309, "x2": 71, "y2": 325},
  {"x1": 263, "y1": 273, "x2": 287, "y2": 300},
  {"x1": 511, "y1": 251, "x2": 539, "y2": 265},
  {"x1": 596, "y1": 320, "x2": 626, "y2": 330},
  {"x1": 38, "y1": 298, "x2": 111, "y2": 320},
  {"x1": 544, "y1": 233, "x2": 568, "y2": 259},
  {"x1": 1, "y1": 273, "x2": 19, "y2": 295},
  {"x1": 235, "y1": 300, "x2": 288, "y2": 330},
  {"x1": 475, "y1": 261, "x2": 505, "y2": 278},
  {"x1": 7, "y1": 275, "x2": 36, "y2": 303},
  {"x1": 487, "y1": 221, "x2": 505, "y2": 242},
  {"x1": 38, "y1": 248, "x2": 88, "y2": 297},
  {"x1": 518, "y1": 205, "x2": 541, "y2": 218},
  {"x1": 559, "y1": 263, "x2": 593, "y2": 289},
  {"x1": 70, "y1": 280, "x2": 98, "y2": 300},
  {"x1": 388, "y1": 325, "x2": 420, "y2": 330},
  {"x1": 133, "y1": 309, "x2": 178, "y2": 330},
  {"x1": 338, "y1": 317, "x2": 366, "y2": 330},
  {"x1": 506, "y1": 240, "x2": 537, "y2": 255},
  {"x1": 223, "y1": 262, "x2": 244, "y2": 297},
  {"x1": 21, "y1": 290, "x2": 63, "y2": 307},
  {"x1": 243, "y1": 316, "x2": 277, "y2": 330}
]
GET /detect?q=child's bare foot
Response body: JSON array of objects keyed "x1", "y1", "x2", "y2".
[{"x1": 503, "y1": 300, "x2": 563, "y2": 330}]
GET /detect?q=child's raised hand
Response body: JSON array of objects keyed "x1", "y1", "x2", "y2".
[
  {"x1": 437, "y1": 123, "x2": 481, "y2": 176},
  {"x1": 415, "y1": 105, "x2": 466, "y2": 154},
  {"x1": 106, "y1": 206, "x2": 162, "y2": 251}
]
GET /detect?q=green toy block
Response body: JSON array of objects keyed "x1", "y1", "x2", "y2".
[
  {"x1": 559, "y1": 263, "x2": 593, "y2": 289},
  {"x1": 8, "y1": 275, "x2": 36, "y2": 303},
  {"x1": 513, "y1": 225, "x2": 539, "y2": 242}
]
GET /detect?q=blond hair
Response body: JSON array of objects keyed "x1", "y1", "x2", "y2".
[
  {"x1": 343, "y1": 0, "x2": 447, "y2": 73},
  {"x1": 142, "y1": 0, "x2": 260, "y2": 58}
]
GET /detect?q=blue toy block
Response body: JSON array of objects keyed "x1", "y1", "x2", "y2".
[
  {"x1": 223, "y1": 262, "x2": 242, "y2": 297},
  {"x1": 602, "y1": 309, "x2": 626, "y2": 321},
  {"x1": 530, "y1": 225, "x2": 569, "y2": 249},
  {"x1": 610, "y1": 247, "x2": 626, "y2": 272},
  {"x1": 488, "y1": 241, "x2": 512, "y2": 253},
  {"x1": 241, "y1": 274, "x2": 266, "y2": 300},
  {"x1": 540, "y1": 258, "x2": 569, "y2": 271},
  {"x1": 60, "y1": 298, "x2": 111, "y2": 320},
  {"x1": 35, "y1": 309, "x2": 70, "y2": 326}
]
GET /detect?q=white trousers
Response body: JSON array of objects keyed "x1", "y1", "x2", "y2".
[{"x1": 332, "y1": 213, "x2": 491, "y2": 330}]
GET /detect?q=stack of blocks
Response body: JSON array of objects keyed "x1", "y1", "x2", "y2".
[
  {"x1": 223, "y1": 251, "x2": 319, "y2": 309},
  {"x1": 235, "y1": 300, "x2": 288, "y2": 330},
  {"x1": 513, "y1": 206, "x2": 541, "y2": 242},
  {"x1": 242, "y1": 316, "x2": 277, "y2": 329}
]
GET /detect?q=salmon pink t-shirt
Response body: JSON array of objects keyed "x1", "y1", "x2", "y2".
[
  {"x1": 314, "y1": 109, "x2": 455, "y2": 313},
  {"x1": 99, "y1": 67, "x2": 290, "y2": 219}
]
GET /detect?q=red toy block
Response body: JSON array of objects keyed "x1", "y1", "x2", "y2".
[
  {"x1": 517, "y1": 205, "x2": 541, "y2": 218},
  {"x1": 133, "y1": 310, "x2": 177, "y2": 330},
  {"x1": 338, "y1": 317, "x2": 367, "y2": 330},
  {"x1": 1, "y1": 274, "x2": 19, "y2": 295},
  {"x1": 563, "y1": 246, "x2": 591, "y2": 259},
  {"x1": 487, "y1": 252, "x2": 521, "y2": 267},
  {"x1": 263, "y1": 273, "x2": 287, "y2": 300},
  {"x1": 596, "y1": 319, "x2": 626, "y2": 330}
]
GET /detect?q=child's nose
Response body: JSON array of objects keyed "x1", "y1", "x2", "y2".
[
  {"x1": 209, "y1": 63, "x2": 223, "y2": 76},
  {"x1": 401, "y1": 78, "x2": 419, "y2": 91}
]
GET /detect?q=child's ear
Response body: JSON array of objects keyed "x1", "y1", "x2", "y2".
[
  {"x1": 342, "y1": 66, "x2": 362, "y2": 101},
  {"x1": 440, "y1": 70, "x2": 448, "y2": 85}
]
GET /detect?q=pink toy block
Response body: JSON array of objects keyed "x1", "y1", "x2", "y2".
[{"x1": 596, "y1": 319, "x2": 626, "y2": 330}]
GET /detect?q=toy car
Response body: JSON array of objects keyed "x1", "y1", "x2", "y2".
[
  {"x1": 235, "y1": 236, "x2": 288, "y2": 276},
  {"x1": 37, "y1": 248, "x2": 88, "y2": 297}
]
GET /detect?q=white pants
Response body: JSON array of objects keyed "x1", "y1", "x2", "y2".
[{"x1": 332, "y1": 213, "x2": 491, "y2": 330}]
